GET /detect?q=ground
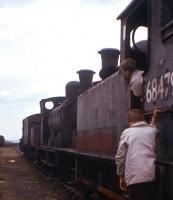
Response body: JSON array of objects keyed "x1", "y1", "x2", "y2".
[{"x1": 0, "y1": 146, "x2": 68, "y2": 200}]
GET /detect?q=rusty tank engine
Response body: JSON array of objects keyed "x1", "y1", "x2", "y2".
[
  {"x1": 47, "y1": 69, "x2": 95, "y2": 148},
  {"x1": 20, "y1": 0, "x2": 173, "y2": 199}
]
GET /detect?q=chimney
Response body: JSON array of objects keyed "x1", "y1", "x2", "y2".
[
  {"x1": 98, "y1": 48, "x2": 120, "y2": 80},
  {"x1": 77, "y1": 69, "x2": 95, "y2": 92},
  {"x1": 65, "y1": 81, "x2": 80, "y2": 97}
]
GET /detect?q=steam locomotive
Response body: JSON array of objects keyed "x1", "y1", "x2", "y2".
[
  {"x1": 20, "y1": 0, "x2": 173, "y2": 199},
  {"x1": 0, "y1": 135, "x2": 5, "y2": 147}
]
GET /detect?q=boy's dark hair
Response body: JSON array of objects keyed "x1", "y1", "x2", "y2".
[
  {"x1": 120, "y1": 58, "x2": 136, "y2": 72},
  {"x1": 128, "y1": 109, "x2": 144, "y2": 123}
]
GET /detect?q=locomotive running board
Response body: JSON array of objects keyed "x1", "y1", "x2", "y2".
[{"x1": 79, "y1": 178, "x2": 125, "y2": 200}]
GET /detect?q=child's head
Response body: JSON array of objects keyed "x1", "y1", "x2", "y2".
[
  {"x1": 120, "y1": 58, "x2": 136, "y2": 80},
  {"x1": 128, "y1": 109, "x2": 144, "y2": 126}
]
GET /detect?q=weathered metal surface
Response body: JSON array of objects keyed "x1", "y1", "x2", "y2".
[
  {"x1": 48, "y1": 96, "x2": 77, "y2": 148},
  {"x1": 76, "y1": 129, "x2": 116, "y2": 154},
  {"x1": 77, "y1": 71, "x2": 130, "y2": 156},
  {"x1": 22, "y1": 114, "x2": 41, "y2": 146},
  {"x1": 30, "y1": 126, "x2": 40, "y2": 146},
  {"x1": 156, "y1": 112, "x2": 173, "y2": 161},
  {"x1": 23, "y1": 119, "x2": 29, "y2": 145},
  {"x1": 40, "y1": 97, "x2": 65, "y2": 146},
  {"x1": 144, "y1": 0, "x2": 173, "y2": 111}
]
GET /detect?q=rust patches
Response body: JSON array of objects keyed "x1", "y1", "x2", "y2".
[{"x1": 76, "y1": 129, "x2": 117, "y2": 155}]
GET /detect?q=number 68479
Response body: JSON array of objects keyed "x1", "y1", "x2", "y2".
[{"x1": 146, "y1": 71, "x2": 173, "y2": 103}]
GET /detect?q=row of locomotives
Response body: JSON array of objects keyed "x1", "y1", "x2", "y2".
[
  {"x1": 118, "y1": 0, "x2": 173, "y2": 199},
  {"x1": 19, "y1": 0, "x2": 173, "y2": 199},
  {"x1": 36, "y1": 69, "x2": 96, "y2": 177},
  {"x1": 19, "y1": 1, "x2": 136, "y2": 199},
  {"x1": 34, "y1": 47, "x2": 129, "y2": 199},
  {"x1": 19, "y1": 47, "x2": 130, "y2": 199}
]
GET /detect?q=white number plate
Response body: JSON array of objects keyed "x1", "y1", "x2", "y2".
[{"x1": 146, "y1": 71, "x2": 173, "y2": 103}]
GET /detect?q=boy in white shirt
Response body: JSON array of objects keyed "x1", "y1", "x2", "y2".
[{"x1": 116, "y1": 109, "x2": 163, "y2": 200}]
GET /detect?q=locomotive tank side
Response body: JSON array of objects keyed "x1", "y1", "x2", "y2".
[
  {"x1": 76, "y1": 48, "x2": 130, "y2": 157},
  {"x1": 73, "y1": 49, "x2": 131, "y2": 199},
  {"x1": 48, "y1": 81, "x2": 80, "y2": 147},
  {"x1": 48, "y1": 70, "x2": 95, "y2": 148},
  {"x1": 76, "y1": 71, "x2": 130, "y2": 156}
]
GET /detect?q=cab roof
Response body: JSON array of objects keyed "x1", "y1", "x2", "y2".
[{"x1": 117, "y1": 0, "x2": 145, "y2": 19}]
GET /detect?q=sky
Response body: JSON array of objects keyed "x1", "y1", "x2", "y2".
[{"x1": 0, "y1": 0, "x2": 132, "y2": 140}]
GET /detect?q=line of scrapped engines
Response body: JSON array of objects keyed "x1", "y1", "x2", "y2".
[{"x1": 21, "y1": 48, "x2": 131, "y2": 158}]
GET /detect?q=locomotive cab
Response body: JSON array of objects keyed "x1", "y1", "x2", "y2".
[
  {"x1": 118, "y1": 0, "x2": 149, "y2": 69},
  {"x1": 117, "y1": 0, "x2": 150, "y2": 108},
  {"x1": 119, "y1": 1, "x2": 173, "y2": 199}
]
